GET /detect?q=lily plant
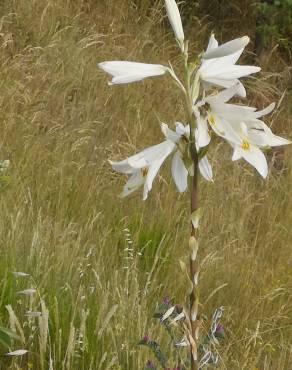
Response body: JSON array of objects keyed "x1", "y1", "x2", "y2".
[{"x1": 98, "y1": 0, "x2": 291, "y2": 368}]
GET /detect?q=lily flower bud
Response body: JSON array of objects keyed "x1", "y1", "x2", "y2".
[{"x1": 165, "y1": 0, "x2": 184, "y2": 45}]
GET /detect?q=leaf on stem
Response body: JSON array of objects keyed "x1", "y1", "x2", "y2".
[{"x1": 191, "y1": 208, "x2": 203, "y2": 229}]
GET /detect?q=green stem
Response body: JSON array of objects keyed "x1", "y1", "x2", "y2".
[{"x1": 183, "y1": 49, "x2": 200, "y2": 370}]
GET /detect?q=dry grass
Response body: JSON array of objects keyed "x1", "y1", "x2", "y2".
[{"x1": 0, "y1": 0, "x2": 291, "y2": 369}]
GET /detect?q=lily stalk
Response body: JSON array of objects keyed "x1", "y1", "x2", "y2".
[{"x1": 181, "y1": 42, "x2": 201, "y2": 370}]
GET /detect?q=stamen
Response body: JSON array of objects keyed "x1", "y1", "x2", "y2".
[
  {"x1": 141, "y1": 167, "x2": 149, "y2": 177},
  {"x1": 181, "y1": 135, "x2": 189, "y2": 143},
  {"x1": 241, "y1": 139, "x2": 250, "y2": 150},
  {"x1": 208, "y1": 115, "x2": 216, "y2": 126}
]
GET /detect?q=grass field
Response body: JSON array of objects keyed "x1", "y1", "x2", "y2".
[{"x1": 0, "y1": 0, "x2": 291, "y2": 369}]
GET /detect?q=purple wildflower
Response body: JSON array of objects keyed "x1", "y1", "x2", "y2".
[
  {"x1": 145, "y1": 360, "x2": 155, "y2": 369},
  {"x1": 162, "y1": 296, "x2": 171, "y2": 305},
  {"x1": 215, "y1": 323, "x2": 225, "y2": 338},
  {"x1": 142, "y1": 334, "x2": 150, "y2": 343}
]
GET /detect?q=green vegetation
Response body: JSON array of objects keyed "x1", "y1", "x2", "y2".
[{"x1": 255, "y1": 0, "x2": 292, "y2": 55}]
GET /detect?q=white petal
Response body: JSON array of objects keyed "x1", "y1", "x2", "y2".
[
  {"x1": 196, "y1": 116, "x2": 211, "y2": 148},
  {"x1": 110, "y1": 74, "x2": 159, "y2": 85},
  {"x1": 128, "y1": 141, "x2": 175, "y2": 168},
  {"x1": 247, "y1": 121, "x2": 291, "y2": 147},
  {"x1": 161, "y1": 122, "x2": 180, "y2": 143},
  {"x1": 201, "y1": 77, "x2": 243, "y2": 94},
  {"x1": 237, "y1": 81, "x2": 247, "y2": 97},
  {"x1": 121, "y1": 171, "x2": 145, "y2": 198},
  {"x1": 109, "y1": 159, "x2": 133, "y2": 174},
  {"x1": 175, "y1": 122, "x2": 190, "y2": 137},
  {"x1": 98, "y1": 61, "x2": 167, "y2": 84},
  {"x1": 203, "y1": 36, "x2": 250, "y2": 59},
  {"x1": 142, "y1": 183, "x2": 149, "y2": 201},
  {"x1": 232, "y1": 147, "x2": 242, "y2": 161},
  {"x1": 239, "y1": 146, "x2": 268, "y2": 178},
  {"x1": 165, "y1": 0, "x2": 184, "y2": 42},
  {"x1": 201, "y1": 49, "x2": 244, "y2": 74},
  {"x1": 204, "y1": 65, "x2": 261, "y2": 80},
  {"x1": 211, "y1": 102, "x2": 256, "y2": 124},
  {"x1": 145, "y1": 142, "x2": 175, "y2": 195},
  {"x1": 208, "y1": 113, "x2": 242, "y2": 144},
  {"x1": 206, "y1": 34, "x2": 218, "y2": 52},
  {"x1": 267, "y1": 134, "x2": 291, "y2": 147},
  {"x1": 240, "y1": 122, "x2": 249, "y2": 137},
  {"x1": 251, "y1": 102, "x2": 275, "y2": 119},
  {"x1": 222, "y1": 48, "x2": 245, "y2": 65},
  {"x1": 199, "y1": 156, "x2": 213, "y2": 181},
  {"x1": 209, "y1": 84, "x2": 241, "y2": 103},
  {"x1": 6, "y1": 350, "x2": 28, "y2": 356},
  {"x1": 171, "y1": 151, "x2": 188, "y2": 192}
]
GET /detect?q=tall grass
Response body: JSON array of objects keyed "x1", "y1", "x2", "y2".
[{"x1": 0, "y1": 0, "x2": 291, "y2": 369}]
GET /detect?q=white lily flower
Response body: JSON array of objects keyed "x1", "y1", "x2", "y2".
[
  {"x1": 210, "y1": 117, "x2": 267, "y2": 177},
  {"x1": 98, "y1": 61, "x2": 168, "y2": 85},
  {"x1": 232, "y1": 144, "x2": 268, "y2": 177},
  {"x1": 199, "y1": 35, "x2": 261, "y2": 97},
  {"x1": 110, "y1": 141, "x2": 175, "y2": 200},
  {"x1": 110, "y1": 121, "x2": 214, "y2": 200},
  {"x1": 194, "y1": 85, "x2": 291, "y2": 177},
  {"x1": 229, "y1": 105, "x2": 291, "y2": 177},
  {"x1": 165, "y1": 0, "x2": 184, "y2": 46},
  {"x1": 195, "y1": 84, "x2": 256, "y2": 144}
]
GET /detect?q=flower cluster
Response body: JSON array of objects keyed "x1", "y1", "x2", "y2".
[{"x1": 99, "y1": 0, "x2": 290, "y2": 200}]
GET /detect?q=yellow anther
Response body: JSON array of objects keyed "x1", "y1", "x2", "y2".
[
  {"x1": 208, "y1": 115, "x2": 216, "y2": 126},
  {"x1": 141, "y1": 167, "x2": 149, "y2": 177},
  {"x1": 241, "y1": 139, "x2": 250, "y2": 150}
]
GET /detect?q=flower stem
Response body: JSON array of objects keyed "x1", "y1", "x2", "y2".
[
  {"x1": 190, "y1": 156, "x2": 199, "y2": 370},
  {"x1": 182, "y1": 44, "x2": 201, "y2": 370}
]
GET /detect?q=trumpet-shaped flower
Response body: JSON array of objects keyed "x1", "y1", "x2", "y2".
[
  {"x1": 110, "y1": 141, "x2": 175, "y2": 200},
  {"x1": 195, "y1": 85, "x2": 290, "y2": 177},
  {"x1": 194, "y1": 84, "x2": 256, "y2": 146},
  {"x1": 199, "y1": 35, "x2": 261, "y2": 97},
  {"x1": 98, "y1": 61, "x2": 168, "y2": 85},
  {"x1": 229, "y1": 107, "x2": 291, "y2": 177},
  {"x1": 110, "y1": 123, "x2": 213, "y2": 200},
  {"x1": 165, "y1": 0, "x2": 184, "y2": 46}
]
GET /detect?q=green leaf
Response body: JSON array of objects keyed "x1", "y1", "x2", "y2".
[
  {"x1": 191, "y1": 208, "x2": 203, "y2": 229},
  {"x1": 0, "y1": 326, "x2": 21, "y2": 342},
  {"x1": 0, "y1": 330, "x2": 11, "y2": 348}
]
